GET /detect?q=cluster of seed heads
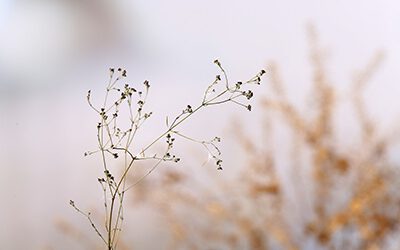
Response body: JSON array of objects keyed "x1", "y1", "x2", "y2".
[{"x1": 72, "y1": 60, "x2": 265, "y2": 250}]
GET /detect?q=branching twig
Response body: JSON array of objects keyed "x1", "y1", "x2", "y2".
[{"x1": 71, "y1": 61, "x2": 266, "y2": 250}]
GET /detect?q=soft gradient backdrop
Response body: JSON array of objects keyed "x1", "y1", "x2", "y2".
[{"x1": 1, "y1": 1, "x2": 400, "y2": 249}]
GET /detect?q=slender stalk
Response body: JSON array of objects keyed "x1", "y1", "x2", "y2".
[{"x1": 71, "y1": 63, "x2": 265, "y2": 250}]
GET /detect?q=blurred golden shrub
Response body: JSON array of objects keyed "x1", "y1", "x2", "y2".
[{"x1": 128, "y1": 28, "x2": 400, "y2": 250}]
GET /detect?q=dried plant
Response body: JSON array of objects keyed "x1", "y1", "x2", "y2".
[
  {"x1": 70, "y1": 61, "x2": 265, "y2": 250},
  {"x1": 127, "y1": 29, "x2": 400, "y2": 250}
]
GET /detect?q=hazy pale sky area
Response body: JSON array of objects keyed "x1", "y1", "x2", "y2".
[{"x1": 1, "y1": 1, "x2": 400, "y2": 249}]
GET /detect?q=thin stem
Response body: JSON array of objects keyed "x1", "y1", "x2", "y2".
[{"x1": 75, "y1": 62, "x2": 264, "y2": 250}]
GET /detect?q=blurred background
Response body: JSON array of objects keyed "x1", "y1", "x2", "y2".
[{"x1": 1, "y1": 0, "x2": 400, "y2": 249}]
